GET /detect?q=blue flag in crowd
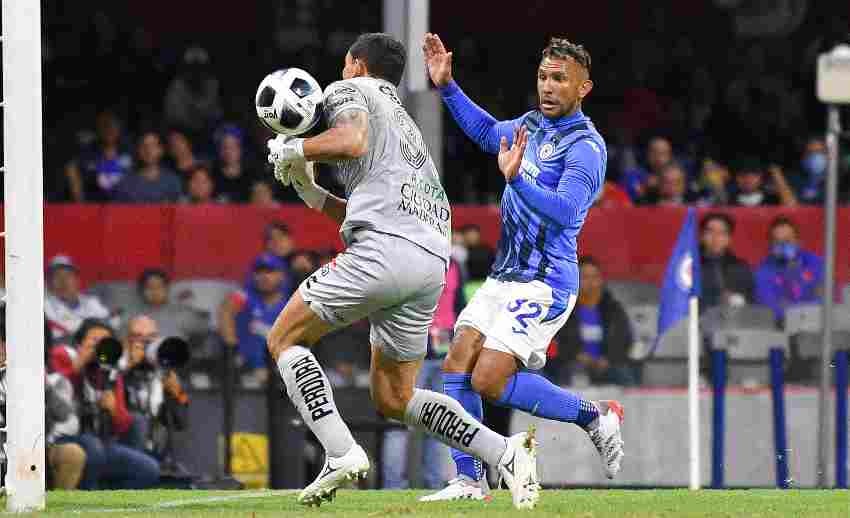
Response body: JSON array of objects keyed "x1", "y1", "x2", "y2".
[{"x1": 654, "y1": 208, "x2": 701, "y2": 354}]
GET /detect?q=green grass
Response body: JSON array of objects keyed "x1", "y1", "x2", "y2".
[{"x1": 6, "y1": 489, "x2": 849, "y2": 517}]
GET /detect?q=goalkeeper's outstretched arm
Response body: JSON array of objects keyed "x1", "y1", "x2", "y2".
[{"x1": 424, "y1": 32, "x2": 518, "y2": 155}]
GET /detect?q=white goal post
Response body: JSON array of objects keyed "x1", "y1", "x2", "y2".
[{"x1": 2, "y1": 0, "x2": 47, "y2": 511}]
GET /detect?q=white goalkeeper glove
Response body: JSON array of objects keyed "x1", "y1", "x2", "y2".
[
  {"x1": 267, "y1": 135, "x2": 305, "y2": 186},
  {"x1": 289, "y1": 160, "x2": 329, "y2": 211}
]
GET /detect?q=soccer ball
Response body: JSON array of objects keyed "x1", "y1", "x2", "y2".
[{"x1": 255, "y1": 68, "x2": 323, "y2": 136}]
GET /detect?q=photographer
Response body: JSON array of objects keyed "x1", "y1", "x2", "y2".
[
  {"x1": 122, "y1": 315, "x2": 189, "y2": 460},
  {"x1": 48, "y1": 319, "x2": 160, "y2": 489}
]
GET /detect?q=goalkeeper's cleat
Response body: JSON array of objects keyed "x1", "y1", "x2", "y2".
[
  {"x1": 297, "y1": 443, "x2": 369, "y2": 507},
  {"x1": 419, "y1": 475, "x2": 491, "y2": 502},
  {"x1": 587, "y1": 400, "x2": 625, "y2": 479},
  {"x1": 497, "y1": 428, "x2": 540, "y2": 510}
]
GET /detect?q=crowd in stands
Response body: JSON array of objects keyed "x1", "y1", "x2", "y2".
[
  {"x1": 29, "y1": 2, "x2": 849, "y2": 206},
  {"x1": 0, "y1": 210, "x2": 837, "y2": 489}
]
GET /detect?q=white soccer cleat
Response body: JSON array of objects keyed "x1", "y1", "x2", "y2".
[
  {"x1": 586, "y1": 400, "x2": 625, "y2": 479},
  {"x1": 297, "y1": 443, "x2": 370, "y2": 506},
  {"x1": 497, "y1": 429, "x2": 540, "y2": 510},
  {"x1": 419, "y1": 475, "x2": 491, "y2": 502}
]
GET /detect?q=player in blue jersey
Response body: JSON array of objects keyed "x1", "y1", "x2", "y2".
[{"x1": 421, "y1": 34, "x2": 624, "y2": 501}]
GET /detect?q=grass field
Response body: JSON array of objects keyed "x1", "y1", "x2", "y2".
[{"x1": 5, "y1": 489, "x2": 848, "y2": 517}]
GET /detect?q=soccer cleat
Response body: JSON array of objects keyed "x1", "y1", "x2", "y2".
[
  {"x1": 497, "y1": 428, "x2": 540, "y2": 510},
  {"x1": 297, "y1": 443, "x2": 370, "y2": 506},
  {"x1": 418, "y1": 475, "x2": 491, "y2": 502},
  {"x1": 586, "y1": 400, "x2": 625, "y2": 479}
]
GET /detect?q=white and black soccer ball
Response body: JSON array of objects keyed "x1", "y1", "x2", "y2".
[{"x1": 255, "y1": 68, "x2": 323, "y2": 136}]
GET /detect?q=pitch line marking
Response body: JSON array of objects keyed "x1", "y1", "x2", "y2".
[{"x1": 43, "y1": 490, "x2": 298, "y2": 515}]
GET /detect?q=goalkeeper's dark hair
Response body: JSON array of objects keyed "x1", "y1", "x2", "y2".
[
  {"x1": 349, "y1": 33, "x2": 406, "y2": 86},
  {"x1": 542, "y1": 37, "x2": 591, "y2": 75}
]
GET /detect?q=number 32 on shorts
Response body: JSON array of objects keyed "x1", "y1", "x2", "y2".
[{"x1": 506, "y1": 299, "x2": 544, "y2": 336}]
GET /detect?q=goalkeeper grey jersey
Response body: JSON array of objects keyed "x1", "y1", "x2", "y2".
[{"x1": 321, "y1": 77, "x2": 451, "y2": 264}]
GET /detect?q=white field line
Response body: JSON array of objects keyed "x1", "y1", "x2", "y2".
[{"x1": 1, "y1": 490, "x2": 298, "y2": 515}]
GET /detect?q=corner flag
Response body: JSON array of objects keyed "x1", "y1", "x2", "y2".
[
  {"x1": 654, "y1": 208, "x2": 701, "y2": 354},
  {"x1": 656, "y1": 207, "x2": 702, "y2": 490}
]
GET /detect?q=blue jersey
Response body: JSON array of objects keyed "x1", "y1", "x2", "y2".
[
  {"x1": 441, "y1": 81, "x2": 606, "y2": 313},
  {"x1": 234, "y1": 290, "x2": 288, "y2": 369}
]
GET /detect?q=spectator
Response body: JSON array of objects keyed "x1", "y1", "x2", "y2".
[
  {"x1": 647, "y1": 162, "x2": 697, "y2": 206},
  {"x1": 49, "y1": 319, "x2": 160, "y2": 490},
  {"x1": 212, "y1": 126, "x2": 258, "y2": 203},
  {"x1": 45, "y1": 255, "x2": 111, "y2": 341},
  {"x1": 789, "y1": 136, "x2": 828, "y2": 204},
  {"x1": 122, "y1": 315, "x2": 190, "y2": 460},
  {"x1": 124, "y1": 269, "x2": 208, "y2": 343},
  {"x1": 163, "y1": 46, "x2": 222, "y2": 135},
  {"x1": 250, "y1": 179, "x2": 281, "y2": 208},
  {"x1": 218, "y1": 254, "x2": 290, "y2": 387},
  {"x1": 459, "y1": 224, "x2": 483, "y2": 249},
  {"x1": 730, "y1": 158, "x2": 797, "y2": 207},
  {"x1": 112, "y1": 132, "x2": 182, "y2": 203},
  {"x1": 264, "y1": 221, "x2": 296, "y2": 264},
  {"x1": 166, "y1": 128, "x2": 201, "y2": 179},
  {"x1": 553, "y1": 257, "x2": 637, "y2": 386},
  {"x1": 382, "y1": 259, "x2": 465, "y2": 489},
  {"x1": 699, "y1": 213, "x2": 754, "y2": 310},
  {"x1": 289, "y1": 250, "x2": 319, "y2": 286},
  {"x1": 594, "y1": 181, "x2": 633, "y2": 208},
  {"x1": 64, "y1": 111, "x2": 133, "y2": 202},
  {"x1": 180, "y1": 163, "x2": 218, "y2": 205},
  {"x1": 694, "y1": 158, "x2": 731, "y2": 206},
  {"x1": 755, "y1": 217, "x2": 824, "y2": 323},
  {"x1": 620, "y1": 136, "x2": 674, "y2": 203}
]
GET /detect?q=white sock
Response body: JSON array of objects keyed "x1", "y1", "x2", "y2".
[
  {"x1": 403, "y1": 388, "x2": 507, "y2": 467},
  {"x1": 277, "y1": 345, "x2": 354, "y2": 457}
]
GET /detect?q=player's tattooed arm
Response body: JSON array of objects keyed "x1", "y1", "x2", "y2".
[{"x1": 303, "y1": 109, "x2": 369, "y2": 162}]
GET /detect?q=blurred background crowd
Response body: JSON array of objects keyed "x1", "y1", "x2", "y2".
[{"x1": 18, "y1": 0, "x2": 848, "y2": 207}]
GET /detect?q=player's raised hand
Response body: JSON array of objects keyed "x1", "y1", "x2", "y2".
[
  {"x1": 423, "y1": 33, "x2": 453, "y2": 88},
  {"x1": 498, "y1": 125, "x2": 528, "y2": 182}
]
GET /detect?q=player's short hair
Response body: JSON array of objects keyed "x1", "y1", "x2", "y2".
[
  {"x1": 349, "y1": 33, "x2": 406, "y2": 86},
  {"x1": 700, "y1": 213, "x2": 735, "y2": 234},
  {"x1": 542, "y1": 37, "x2": 591, "y2": 74}
]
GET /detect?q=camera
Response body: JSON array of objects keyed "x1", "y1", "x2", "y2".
[{"x1": 145, "y1": 336, "x2": 191, "y2": 371}]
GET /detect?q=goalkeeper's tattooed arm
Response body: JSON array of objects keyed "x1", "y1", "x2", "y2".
[{"x1": 303, "y1": 110, "x2": 369, "y2": 162}]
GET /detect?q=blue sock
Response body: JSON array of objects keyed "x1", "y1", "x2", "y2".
[
  {"x1": 496, "y1": 371, "x2": 599, "y2": 428},
  {"x1": 443, "y1": 373, "x2": 484, "y2": 481}
]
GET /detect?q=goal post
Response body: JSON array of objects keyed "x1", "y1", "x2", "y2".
[{"x1": 2, "y1": 0, "x2": 47, "y2": 511}]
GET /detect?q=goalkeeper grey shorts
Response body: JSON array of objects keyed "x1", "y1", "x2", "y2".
[{"x1": 299, "y1": 229, "x2": 446, "y2": 362}]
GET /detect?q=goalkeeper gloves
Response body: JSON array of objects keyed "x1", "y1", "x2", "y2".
[
  {"x1": 267, "y1": 135, "x2": 305, "y2": 186},
  {"x1": 267, "y1": 135, "x2": 328, "y2": 210}
]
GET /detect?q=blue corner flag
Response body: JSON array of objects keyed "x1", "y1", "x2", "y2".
[{"x1": 654, "y1": 208, "x2": 701, "y2": 354}]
